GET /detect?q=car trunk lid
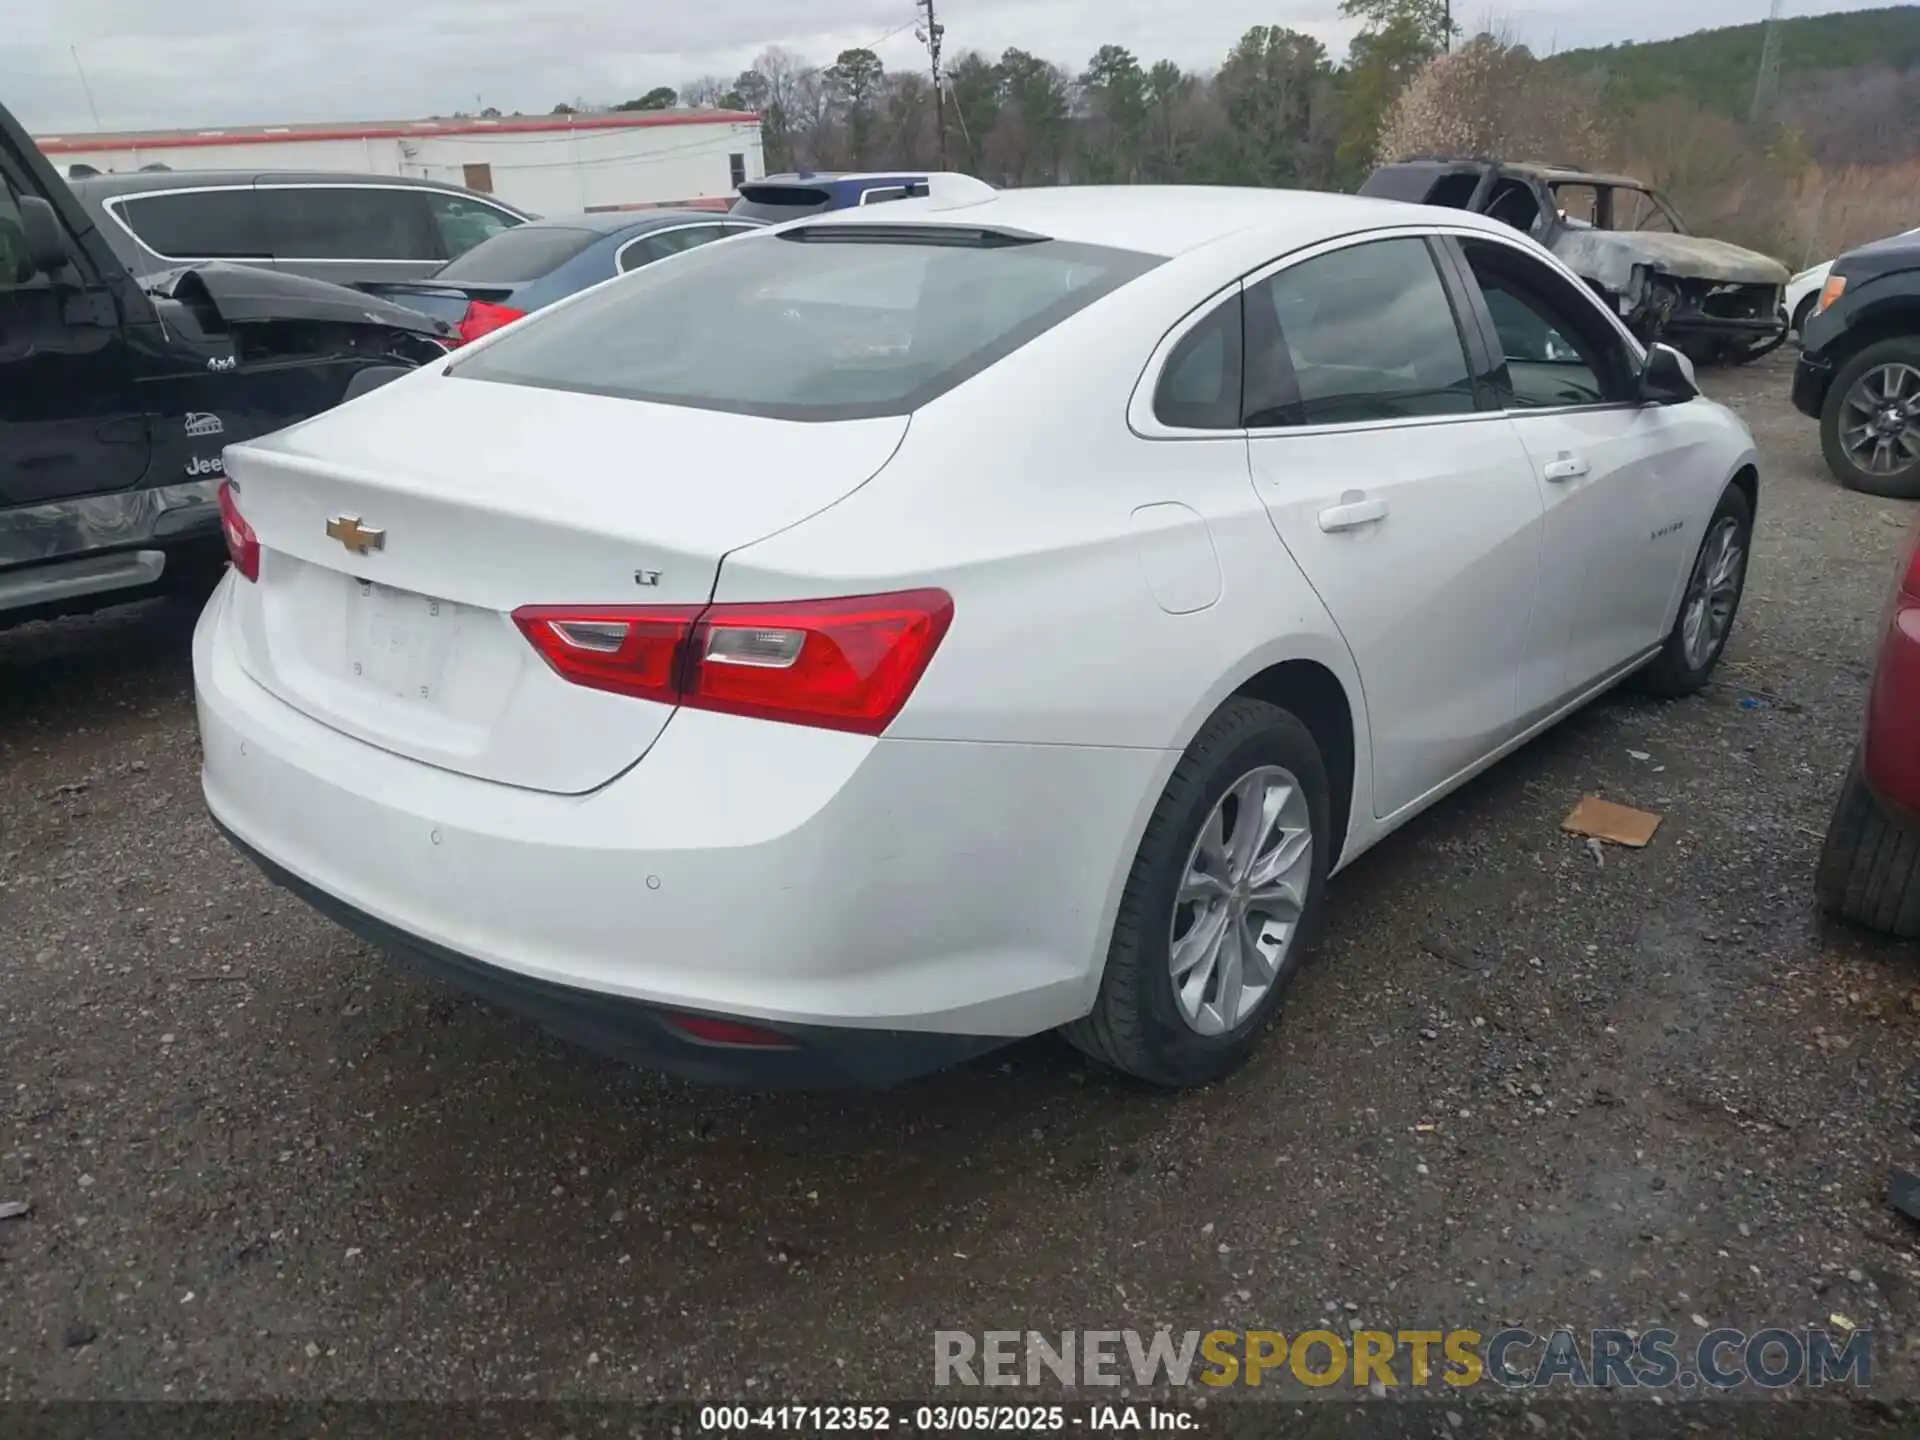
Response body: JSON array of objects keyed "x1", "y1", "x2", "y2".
[{"x1": 220, "y1": 372, "x2": 908, "y2": 793}]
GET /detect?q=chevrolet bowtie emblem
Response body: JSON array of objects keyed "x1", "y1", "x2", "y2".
[{"x1": 325, "y1": 515, "x2": 386, "y2": 555}]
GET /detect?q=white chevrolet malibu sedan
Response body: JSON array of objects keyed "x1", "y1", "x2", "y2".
[{"x1": 195, "y1": 177, "x2": 1759, "y2": 1089}]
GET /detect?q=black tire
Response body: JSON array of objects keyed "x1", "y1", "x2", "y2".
[
  {"x1": 1815, "y1": 751, "x2": 1920, "y2": 938},
  {"x1": 1064, "y1": 697, "x2": 1331, "y2": 1088},
  {"x1": 1636, "y1": 482, "x2": 1753, "y2": 698},
  {"x1": 1820, "y1": 336, "x2": 1920, "y2": 499}
]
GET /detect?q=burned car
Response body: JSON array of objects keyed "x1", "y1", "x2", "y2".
[
  {"x1": 1359, "y1": 158, "x2": 1791, "y2": 364},
  {"x1": 1, "y1": 99, "x2": 454, "y2": 629}
]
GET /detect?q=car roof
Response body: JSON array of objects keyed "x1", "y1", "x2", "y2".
[
  {"x1": 778, "y1": 184, "x2": 1522, "y2": 259},
  {"x1": 507, "y1": 209, "x2": 754, "y2": 238},
  {"x1": 1377, "y1": 157, "x2": 1654, "y2": 190},
  {"x1": 755, "y1": 172, "x2": 927, "y2": 186}
]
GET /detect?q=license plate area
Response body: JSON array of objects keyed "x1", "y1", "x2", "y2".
[{"x1": 346, "y1": 579, "x2": 468, "y2": 705}]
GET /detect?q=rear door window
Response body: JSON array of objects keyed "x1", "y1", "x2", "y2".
[
  {"x1": 436, "y1": 225, "x2": 601, "y2": 282},
  {"x1": 1243, "y1": 237, "x2": 1476, "y2": 428},
  {"x1": 261, "y1": 186, "x2": 442, "y2": 261},
  {"x1": 114, "y1": 188, "x2": 269, "y2": 260},
  {"x1": 425, "y1": 192, "x2": 523, "y2": 259},
  {"x1": 454, "y1": 227, "x2": 1162, "y2": 420},
  {"x1": 617, "y1": 224, "x2": 732, "y2": 273}
]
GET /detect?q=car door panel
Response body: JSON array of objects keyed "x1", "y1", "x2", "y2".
[
  {"x1": 1249, "y1": 420, "x2": 1544, "y2": 817},
  {"x1": 1503, "y1": 406, "x2": 1690, "y2": 715},
  {"x1": 1240, "y1": 235, "x2": 1545, "y2": 820},
  {"x1": 1445, "y1": 234, "x2": 1695, "y2": 719},
  {"x1": 0, "y1": 171, "x2": 149, "y2": 507}
]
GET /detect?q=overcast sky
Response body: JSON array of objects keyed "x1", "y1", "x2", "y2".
[{"x1": 7, "y1": 0, "x2": 1890, "y2": 135}]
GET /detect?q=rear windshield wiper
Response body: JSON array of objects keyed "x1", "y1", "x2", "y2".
[{"x1": 779, "y1": 223, "x2": 1050, "y2": 249}]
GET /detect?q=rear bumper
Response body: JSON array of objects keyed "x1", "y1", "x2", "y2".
[
  {"x1": 1792, "y1": 351, "x2": 1835, "y2": 419},
  {"x1": 219, "y1": 818, "x2": 1006, "y2": 1087},
  {"x1": 193, "y1": 578, "x2": 1163, "y2": 1073},
  {"x1": 1664, "y1": 313, "x2": 1784, "y2": 340}
]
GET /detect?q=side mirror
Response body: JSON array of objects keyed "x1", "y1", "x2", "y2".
[
  {"x1": 16, "y1": 196, "x2": 71, "y2": 278},
  {"x1": 1639, "y1": 342, "x2": 1698, "y2": 405}
]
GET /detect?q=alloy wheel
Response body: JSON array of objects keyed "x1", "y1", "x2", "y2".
[
  {"x1": 1680, "y1": 515, "x2": 1745, "y2": 672},
  {"x1": 1840, "y1": 362, "x2": 1920, "y2": 478},
  {"x1": 1169, "y1": 765, "x2": 1313, "y2": 1037}
]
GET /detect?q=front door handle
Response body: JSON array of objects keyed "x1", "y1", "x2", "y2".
[
  {"x1": 1543, "y1": 454, "x2": 1591, "y2": 483},
  {"x1": 1317, "y1": 493, "x2": 1389, "y2": 533}
]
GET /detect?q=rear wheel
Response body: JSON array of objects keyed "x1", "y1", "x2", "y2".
[
  {"x1": 1820, "y1": 337, "x2": 1920, "y2": 498},
  {"x1": 1815, "y1": 751, "x2": 1920, "y2": 938},
  {"x1": 1064, "y1": 697, "x2": 1330, "y2": 1088},
  {"x1": 1636, "y1": 483, "x2": 1752, "y2": 698}
]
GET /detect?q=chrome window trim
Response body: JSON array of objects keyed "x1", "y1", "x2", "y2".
[
  {"x1": 1132, "y1": 222, "x2": 1663, "y2": 443},
  {"x1": 610, "y1": 221, "x2": 751, "y2": 274}
]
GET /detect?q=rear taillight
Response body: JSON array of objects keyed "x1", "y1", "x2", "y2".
[
  {"x1": 512, "y1": 605, "x2": 703, "y2": 705},
  {"x1": 456, "y1": 300, "x2": 527, "y2": 346},
  {"x1": 217, "y1": 480, "x2": 259, "y2": 582},
  {"x1": 511, "y1": 588, "x2": 954, "y2": 735}
]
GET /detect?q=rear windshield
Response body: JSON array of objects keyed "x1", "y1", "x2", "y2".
[
  {"x1": 452, "y1": 228, "x2": 1162, "y2": 421},
  {"x1": 729, "y1": 186, "x2": 836, "y2": 222},
  {"x1": 435, "y1": 225, "x2": 600, "y2": 282}
]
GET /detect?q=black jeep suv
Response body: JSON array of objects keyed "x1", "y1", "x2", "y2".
[
  {"x1": 1793, "y1": 230, "x2": 1920, "y2": 498},
  {"x1": 1, "y1": 100, "x2": 454, "y2": 629}
]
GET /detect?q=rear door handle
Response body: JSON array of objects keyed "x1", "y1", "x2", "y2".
[
  {"x1": 1543, "y1": 454, "x2": 1591, "y2": 483},
  {"x1": 1317, "y1": 495, "x2": 1389, "y2": 533}
]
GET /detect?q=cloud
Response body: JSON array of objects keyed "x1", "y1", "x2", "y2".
[{"x1": 5, "y1": 0, "x2": 1892, "y2": 135}]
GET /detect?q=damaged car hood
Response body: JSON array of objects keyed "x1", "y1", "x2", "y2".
[
  {"x1": 145, "y1": 261, "x2": 457, "y2": 338},
  {"x1": 1552, "y1": 230, "x2": 1791, "y2": 291}
]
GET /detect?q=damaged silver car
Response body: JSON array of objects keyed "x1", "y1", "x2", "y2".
[{"x1": 1360, "y1": 158, "x2": 1791, "y2": 364}]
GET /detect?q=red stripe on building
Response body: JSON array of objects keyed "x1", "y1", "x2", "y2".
[{"x1": 37, "y1": 111, "x2": 761, "y2": 154}]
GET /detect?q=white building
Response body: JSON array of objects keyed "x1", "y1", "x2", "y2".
[{"x1": 36, "y1": 111, "x2": 765, "y2": 214}]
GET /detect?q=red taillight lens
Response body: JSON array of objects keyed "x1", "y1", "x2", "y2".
[
  {"x1": 510, "y1": 589, "x2": 954, "y2": 735},
  {"x1": 217, "y1": 480, "x2": 259, "y2": 582},
  {"x1": 512, "y1": 605, "x2": 704, "y2": 704},
  {"x1": 688, "y1": 590, "x2": 955, "y2": 734},
  {"x1": 662, "y1": 1013, "x2": 798, "y2": 1049},
  {"x1": 456, "y1": 300, "x2": 526, "y2": 346}
]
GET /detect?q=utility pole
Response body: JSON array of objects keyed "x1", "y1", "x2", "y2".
[
  {"x1": 917, "y1": 0, "x2": 948, "y2": 169},
  {"x1": 1444, "y1": 0, "x2": 1452, "y2": 54},
  {"x1": 1751, "y1": 0, "x2": 1783, "y2": 122}
]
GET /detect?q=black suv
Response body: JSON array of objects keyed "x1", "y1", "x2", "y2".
[
  {"x1": 1793, "y1": 230, "x2": 1920, "y2": 498},
  {"x1": 1, "y1": 100, "x2": 454, "y2": 629}
]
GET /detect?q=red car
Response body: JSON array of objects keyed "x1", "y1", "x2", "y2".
[{"x1": 1818, "y1": 517, "x2": 1920, "y2": 935}]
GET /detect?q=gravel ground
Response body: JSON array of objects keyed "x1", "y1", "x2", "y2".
[{"x1": 3, "y1": 352, "x2": 1919, "y2": 1429}]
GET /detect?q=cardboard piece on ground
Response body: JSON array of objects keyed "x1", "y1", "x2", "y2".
[{"x1": 1561, "y1": 795, "x2": 1663, "y2": 848}]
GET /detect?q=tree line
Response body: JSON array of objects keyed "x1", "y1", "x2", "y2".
[{"x1": 576, "y1": 1, "x2": 1920, "y2": 264}]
